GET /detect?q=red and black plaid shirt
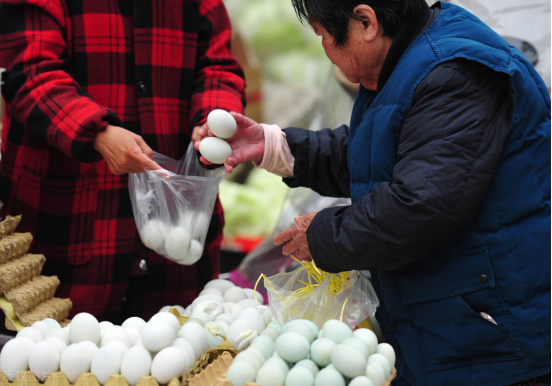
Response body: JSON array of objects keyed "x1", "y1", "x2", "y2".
[{"x1": 0, "y1": 0, "x2": 245, "y2": 320}]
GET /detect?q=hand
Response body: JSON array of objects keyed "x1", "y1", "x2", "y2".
[
  {"x1": 194, "y1": 112, "x2": 265, "y2": 173},
  {"x1": 273, "y1": 211, "x2": 319, "y2": 258},
  {"x1": 191, "y1": 124, "x2": 205, "y2": 143},
  {"x1": 94, "y1": 125, "x2": 163, "y2": 175}
]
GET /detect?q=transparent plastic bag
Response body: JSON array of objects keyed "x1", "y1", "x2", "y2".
[
  {"x1": 263, "y1": 267, "x2": 379, "y2": 329},
  {"x1": 129, "y1": 142, "x2": 225, "y2": 265}
]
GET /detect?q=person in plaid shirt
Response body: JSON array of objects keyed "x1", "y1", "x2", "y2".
[{"x1": 0, "y1": 0, "x2": 245, "y2": 323}]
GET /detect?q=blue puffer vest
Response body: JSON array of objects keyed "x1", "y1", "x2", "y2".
[{"x1": 348, "y1": 3, "x2": 551, "y2": 385}]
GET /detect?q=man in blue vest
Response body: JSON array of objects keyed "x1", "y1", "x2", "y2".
[{"x1": 196, "y1": 1, "x2": 551, "y2": 384}]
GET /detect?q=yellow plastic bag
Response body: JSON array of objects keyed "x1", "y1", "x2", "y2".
[{"x1": 262, "y1": 261, "x2": 379, "y2": 329}]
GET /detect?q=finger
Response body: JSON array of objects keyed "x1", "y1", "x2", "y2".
[
  {"x1": 137, "y1": 152, "x2": 162, "y2": 171},
  {"x1": 274, "y1": 225, "x2": 296, "y2": 245},
  {"x1": 194, "y1": 141, "x2": 201, "y2": 151},
  {"x1": 295, "y1": 247, "x2": 310, "y2": 259},
  {"x1": 224, "y1": 163, "x2": 234, "y2": 173},
  {"x1": 135, "y1": 136, "x2": 154, "y2": 160},
  {"x1": 282, "y1": 239, "x2": 301, "y2": 256},
  {"x1": 199, "y1": 155, "x2": 214, "y2": 165},
  {"x1": 230, "y1": 111, "x2": 257, "y2": 128},
  {"x1": 226, "y1": 156, "x2": 239, "y2": 167}
]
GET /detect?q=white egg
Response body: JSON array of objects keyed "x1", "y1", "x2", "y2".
[
  {"x1": 99, "y1": 321, "x2": 114, "y2": 335},
  {"x1": 376, "y1": 343, "x2": 396, "y2": 369},
  {"x1": 226, "y1": 361, "x2": 256, "y2": 386},
  {"x1": 243, "y1": 288, "x2": 264, "y2": 303},
  {"x1": 233, "y1": 351, "x2": 262, "y2": 373},
  {"x1": 203, "y1": 322, "x2": 227, "y2": 349},
  {"x1": 286, "y1": 320, "x2": 319, "y2": 339},
  {"x1": 121, "y1": 347, "x2": 152, "y2": 386},
  {"x1": 285, "y1": 366, "x2": 314, "y2": 386},
  {"x1": 256, "y1": 364, "x2": 285, "y2": 386},
  {"x1": 124, "y1": 327, "x2": 141, "y2": 346},
  {"x1": 186, "y1": 318, "x2": 205, "y2": 327},
  {"x1": 183, "y1": 305, "x2": 193, "y2": 317},
  {"x1": 331, "y1": 344, "x2": 367, "y2": 378},
  {"x1": 283, "y1": 322, "x2": 315, "y2": 344},
  {"x1": 91, "y1": 347, "x2": 121, "y2": 385},
  {"x1": 252, "y1": 336, "x2": 275, "y2": 356},
  {"x1": 60, "y1": 343, "x2": 93, "y2": 384},
  {"x1": 275, "y1": 332, "x2": 310, "y2": 363},
  {"x1": 353, "y1": 328, "x2": 378, "y2": 355},
  {"x1": 31, "y1": 321, "x2": 51, "y2": 339},
  {"x1": 159, "y1": 306, "x2": 171, "y2": 313},
  {"x1": 193, "y1": 301, "x2": 224, "y2": 320},
  {"x1": 207, "y1": 109, "x2": 237, "y2": 139},
  {"x1": 191, "y1": 294, "x2": 225, "y2": 309},
  {"x1": 365, "y1": 364, "x2": 384, "y2": 386},
  {"x1": 314, "y1": 368, "x2": 346, "y2": 386},
  {"x1": 215, "y1": 313, "x2": 235, "y2": 326},
  {"x1": 215, "y1": 320, "x2": 230, "y2": 335},
  {"x1": 151, "y1": 347, "x2": 189, "y2": 384},
  {"x1": 16, "y1": 327, "x2": 43, "y2": 343},
  {"x1": 239, "y1": 308, "x2": 265, "y2": 333},
  {"x1": 0, "y1": 339, "x2": 30, "y2": 381},
  {"x1": 246, "y1": 347, "x2": 266, "y2": 366},
  {"x1": 178, "y1": 323, "x2": 208, "y2": 359},
  {"x1": 205, "y1": 279, "x2": 235, "y2": 293},
  {"x1": 199, "y1": 137, "x2": 232, "y2": 164},
  {"x1": 222, "y1": 302, "x2": 244, "y2": 319},
  {"x1": 121, "y1": 317, "x2": 147, "y2": 332},
  {"x1": 260, "y1": 328, "x2": 281, "y2": 342},
  {"x1": 183, "y1": 240, "x2": 203, "y2": 265},
  {"x1": 224, "y1": 287, "x2": 248, "y2": 303},
  {"x1": 149, "y1": 312, "x2": 181, "y2": 334},
  {"x1": 368, "y1": 354, "x2": 391, "y2": 379},
  {"x1": 294, "y1": 359, "x2": 319, "y2": 377},
  {"x1": 238, "y1": 298, "x2": 261, "y2": 309},
  {"x1": 140, "y1": 219, "x2": 168, "y2": 250},
  {"x1": 227, "y1": 319, "x2": 258, "y2": 350},
  {"x1": 79, "y1": 341, "x2": 99, "y2": 358},
  {"x1": 164, "y1": 227, "x2": 191, "y2": 261},
  {"x1": 309, "y1": 338, "x2": 335, "y2": 367},
  {"x1": 189, "y1": 311, "x2": 212, "y2": 326},
  {"x1": 199, "y1": 288, "x2": 223, "y2": 297},
  {"x1": 249, "y1": 340, "x2": 272, "y2": 360},
  {"x1": 322, "y1": 319, "x2": 353, "y2": 344},
  {"x1": 69, "y1": 313, "x2": 101, "y2": 345},
  {"x1": 255, "y1": 305, "x2": 273, "y2": 325},
  {"x1": 101, "y1": 326, "x2": 131, "y2": 347},
  {"x1": 106, "y1": 341, "x2": 129, "y2": 359},
  {"x1": 42, "y1": 318, "x2": 62, "y2": 330},
  {"x1": 343, "y1": 337, "x2": 369, "y2": 359},
  {"x1": 141, "y1": 321, "x2": 176, "y2": 353},
  {"x1": 28, "y1": 340, "x2": 60, "y2": 381},
  {"x1": 47, "y1": 327, "x2": 70, "y2": 345},
  {"x1": 265, "y1": 357, "x2": 289, "y2": 376},
  {"x1": 349, "y1": 376, "x2": 375, "y2": 386},
  {"x1": 172, "y1": 338, "x2": 197, "y2": 362},
  {"x1": 15, "y1": 337, "x2": 35, "y2": 350},
  {"x1": 45, "y1": 337, "x2": 67, "y2": 356}
]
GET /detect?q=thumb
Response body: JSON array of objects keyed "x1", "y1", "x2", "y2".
[
  {"x1": 230, "y1": 111, "x2": 258, "y2": 128},
  {"x1": 138, "y1": 152, "x2": 162, "y2": 171}
]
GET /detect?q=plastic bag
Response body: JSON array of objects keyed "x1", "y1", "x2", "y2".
[
  {"x1": 129, "y1": 142, "x2": 225, "y2": 265},
  {"x1": 263, "y1": 266, "x2": 379, "y2": 329}
]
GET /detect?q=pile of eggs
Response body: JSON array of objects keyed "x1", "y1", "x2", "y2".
[
  {"x1": 198, "y1": 109, "x2": 236, "y2": 165},
  {"x1": 0, "y1": 279, "x2": 274, "y2": 386},
  {"x1": 226, "y1": 319, "x2": 395, "y2": 386}
]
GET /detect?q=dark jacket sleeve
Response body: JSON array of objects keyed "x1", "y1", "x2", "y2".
[
  {"x1": 307, "y1": 59, "x2": 513, "y2": 273},
  {"x1": 282, "y1": 125, "x2": 350, "y2": 198}
]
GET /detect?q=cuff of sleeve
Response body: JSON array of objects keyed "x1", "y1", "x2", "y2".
[
  {"x1": 254, "y1": 124, "x2": 295, "y2": 178},
  {"x1": 307, "y1": 207, "x2": 348, "y2": 274}
]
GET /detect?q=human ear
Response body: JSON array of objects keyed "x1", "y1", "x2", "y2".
[{"x1": 352, "y1": 4, "x2": 378, "y2": 42}]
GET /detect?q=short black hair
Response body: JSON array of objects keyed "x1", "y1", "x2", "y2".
[{"x1": 291, "y1": 0, "x2": 426, "y2": 47}]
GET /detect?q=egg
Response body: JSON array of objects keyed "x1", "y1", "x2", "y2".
[
  {"x1": 275, "y1": 332, "x2": 310, "y2": 363},
  {"x1": 60, "y1": 343, "x2": 93, "y2": 384},
  {"x1": 99, "y1": 321, "x2": 114, "y2": 335},
  {"x1": 184, "y1": 240, "x2": 203, "y2": 265},
  {"x1": 309, "y1": 338, "x2": 335, "y2": 367},
  {"x1": 191, "y1": 295, "x2": 225, "y2": 309},
  {"x1": 238, "y1": 298, "x2": 260, "y2": 309},
  {"x1": 151, "y1": 347, "x2": 190, "y2": 384},
  {"x1": 141, "y1": 321, "x2": 176, "y2": 353},
  {"x1": 199, "y1": 288, "x2": 223, "y2": 297},
  {"x1": 252, "y1": 336, "x2": 275, "y2": 355},
  {"x1": 164, "y1": 227, "x2": 191, "y2": 261},
  {"x1": 294, "y1": 359, "x2": 319, "y2": 377},
  {"x1": 79, "y1": 341, "x2": 99, "y2": 358},
  {"x1": 226, "y1": 361, "x2": 256, "y2": 386},
  {"x1": 172, "y1": 338, "x2": 197, "y2": 362},
  {"x1": 353, "y1": 328, "x2": 378, "y2": 355},
  {"x1": 215, "y1": 313, "x2": 235, "y2": 326},
  {"x1": 207, "y1": 109, "x2": 237, "y2": 139},
  {"x1": 149, "y1": 312, "x2": 181, "y2": 334},
  {"x1": 285, "y1": 365, "x2": 315, "y2": 386},
  {"x1": 256, "y1": 364, "x2": 285, "y2": 386},
  {"x1": 69, "y1": 313, "x2": 101, "y2": 345},
  {"x1": 321, "y1": 319, "x2": 353, "y2": 344},
  {"x1": 368, "y1": 354, "x2": 391, "y2": 379},
  {"x1": 16, "y1": 327, "x2": 43, "y2": 343},
  {"x1": 199, "y1": 137, "x2": 232, "y2": 164},
  {"x1": 239, "y1": 308, "x2": 265, "y2": 333},
  {"x1": 0, "y1": 339, "x2": 30, "y2": 381},
  {"x1": 260, "y1": 328, "x2": 281, "y2": 342},
  {"x1": 330, "y1": 344, "x2": 367, "y2": 378},
  {"x1": 189, "y1": 311, "x2": 212, "y2": 325},
  {"x1": 215, "y1": 320, "x2": 230, "y2": 335},
  {"x1": 31, "y1": 321, "x2": 51, "y2": 339},
  {"x1": 45, "y1": 337, "x2": 67, "y2": 356},
  {"x1": 365, "y1": 364, "x2": 384, "y2": 386},
  {"x1": 140, "y1": 219, "x2": 169, "y2": 250},
  {"x1": 246, "y1": 347, "x2": 266, "y2": 366},
  {"x1": 101, "y1": 326, "x2": 131, "y2": 347},
  {"x1": 255, "y1": 305, "x2": 273, "y2": 325},
  {"x1": 46, "y1": 327, "x2": 70, "y2": 345},
  {"x1": 28, "y1": 340, "x2": 60, "y2": 381},
  {"x1": 203, "y1": 322, "x2": 226, "y2": 349},
  {"x1": 286, "y1": 320, "x2": 319, "y2": 339},
  {"x1": 124, "y1": 327, "x2": 141, "y2": 346},
  {"x1": 222, "y1": 302, "x2": 244, "y2": 319},
  {"x1": 205, "y1": 279, "x2": 235, "y2": 293},
  {"x1": 249, "y1": 340, "x2": 273, "y2": 360},
  {"x1": 121, "y1": 347, "x2": 152, "y2": 386},
  {"x1": 106, "y1": 341, "x2": 129, "y2": 359},
  {"x1": 183, "y1": 305, "x2": 193, "y2": 317},
  {"x1": 266, "y1": 320, "x2": 282, "y2": 332},
  {"x1": 178, "y1": 322, "x2": 208, "y2": 359},
  {"x1": 233, "y1": 350, "x2": 263, "y2": 373},
  {"x1": 193, "y1": 301, "x2": 224, "y2": 320},
  {"x1": 42, "y1": 318, "x2": 62, "y2": 330},
  {"x1": 186, "y1": 318, "x2": 206, "y2": 327},
  {"x1": 264, "y1": 356, "x2": 289, "y2": 376},
  {"x1": 159, "y1": 306, "x2": 171, "y2": 313},
  {"x1": 224, "y1": 287, "x2": 248, "y2": 303},
  {"x1": 227, "y1": 319, "x2": 258, "y2": 350},
  {"x1": 349, "y1": 376, "x2": 375, "y2": 386},
  {"x1": 376, "y1": 343, "x2": 396, "y2": 369},
  {"x1": 283, "y1": 322, "x2": 315, "y2": 344},
  {"x1": 91, "y1": 346, "x2": 122, "y2": 385},
  {"x1": 314, "y1": 368, "x2": 346, "y2": 386},
  {"x1": 243, "y1": 288, "x2": 264, "y2": 303},
  {"x1": 343, "y1": 337, "x2": 369, "y2": 359},
  {"x1": 15, "y1": 337, "x2": 35, "y2": 350}
]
